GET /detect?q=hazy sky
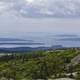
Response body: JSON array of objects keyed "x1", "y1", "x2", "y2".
[{"x1": 0, "y1": 0, "x2": 80, "y2": 37}]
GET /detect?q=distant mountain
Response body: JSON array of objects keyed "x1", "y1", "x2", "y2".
[
  {"x1": 55, "y1": 35, "x2": 78, "y2": 37},
  {"x1": 0, "y1": 42, "x2": 44, "y2": 45},
  {"x1": 0, "y1": 38, "x2": 32, "y2": 41},
  {"x1": 0, "y1": 45, "x2": 63, "y2": 52},
  {"x1": 59, "y1": 38, "x2": 80, "y2": 41}
]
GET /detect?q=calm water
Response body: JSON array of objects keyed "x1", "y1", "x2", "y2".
[{"x1": 0, "y1": 34, "x2": 80, "y2": 48}]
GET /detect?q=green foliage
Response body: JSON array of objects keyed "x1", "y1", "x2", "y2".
[{"x1": 0, "y1": 48, "x2": 79, "y2": 79}]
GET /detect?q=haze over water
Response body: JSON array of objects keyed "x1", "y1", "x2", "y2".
[
  {"x1": 0, "y1": 33, "x2": 80, "y2": 48},
  {"x1": 0, "y1": 0, "x2": 80, "y2": 48}
]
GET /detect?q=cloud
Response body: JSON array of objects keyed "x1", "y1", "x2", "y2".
[
  {"x1": 1, "y1": 0, "x2": 80, "y2": 18},
  {"x1": 0, "y1": 2, "x2": 10, "y2": 14}
]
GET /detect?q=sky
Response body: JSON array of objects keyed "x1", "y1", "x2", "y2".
[{"x1": 0, "y1": 0, "x2": 80, "y2": 38}]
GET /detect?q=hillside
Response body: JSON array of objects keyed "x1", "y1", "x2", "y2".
[{"x1": 0, "y1": 48, "x2": 80, "y2": 80}]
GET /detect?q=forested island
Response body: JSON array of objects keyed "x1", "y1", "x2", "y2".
[{"x1": 0, "y1": 48, "x2": 80, "y2": 80}]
